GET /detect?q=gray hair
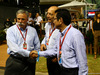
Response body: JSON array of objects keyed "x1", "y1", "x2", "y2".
[{"x1": 16, "y1": 9, "x2": 29, "y2": 18}]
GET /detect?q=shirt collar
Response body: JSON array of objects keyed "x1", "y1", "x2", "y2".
[
  {"x1": 48, "y1": 22, "x2": 51, "y2": 25},
  {"x1": 61, "y1": 24, "x2": 71, "y2": 36},
  {"x1": 16, "y1": 24, "x2": 28, "y2": 31}
]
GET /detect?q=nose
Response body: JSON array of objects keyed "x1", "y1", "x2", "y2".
[
  {"x1": 47, "y1": 13, "x2": 50, "y2": 18},
  {"x1": 19, "y1": 19, "x2": 22, "y2": 23}
]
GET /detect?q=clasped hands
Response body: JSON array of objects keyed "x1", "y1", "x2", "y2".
[
  {"x1": 29, "y1": 44, "x2": 46, "y2": 59},
  {"x1": 29, "y1": 50, "x2": 38, "y2": 59},
  {"x1": 29, "y1": 44, "x2": 47, "y2": 59},
  {"x1": 29, "y1": 44, "x2": 57, "y2": 62}
]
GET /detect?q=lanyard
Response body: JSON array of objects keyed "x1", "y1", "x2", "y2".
[
  {"x1": 58, "y1": 25, "x2": 71, "y2": 64},
  {"x1": 17, "y1": 25, "x2": 27, "y2": 42},
  {"x1": 46, "y1": 27, "x2": 56, "y2": 45},
  {"x1": 59, "y1": 25, "x2": 71, "y2": 51},
  {"x1": 49, "y1": 27, "x2": 56, "y2": 38}
]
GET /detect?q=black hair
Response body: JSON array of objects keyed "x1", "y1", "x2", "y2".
[
  {"x1": 96, "y1": 12, "x2": 100, "y2": 18},
  {"x1": 35, "y1": 12, "x2": 40, "y2": 15},
  {"x1": 55, "y1": 9, "x2": 71, "y2": 25}
]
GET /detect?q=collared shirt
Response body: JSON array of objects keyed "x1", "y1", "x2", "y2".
[
  {"x1": 39, "y1": 24, "x2": 88, "y2": 75},
  {"x1": 86, "y1": 20, "x2": 93, "y2": 31},
  {"x1": 41, "y1": 22, "x2": 51, "y2": 45},
  {"x1": 6, "y1": 24, "x2": 40, "y2": 57},
  {"x1": 27, "y1": 17, "x2": 34, "y2": 25},
  {"x1": 34, "y1": 16, "x2": 43, "y2": 25},
  {"x1": 41, "y1": 22, "x2": 59, "y2": 50}
]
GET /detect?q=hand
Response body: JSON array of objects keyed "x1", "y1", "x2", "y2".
[
  {"x1": 52, "y1": 58, "x2": 57, "y2": 63},
  {"x1": 29, "y1": 50, "x2": 38, "y2": 59},
  {"x1": 29, "y1": 20, "x2": 32, "y2": 22},
  {"x1": 32, "y1": 50, "x2": 38, "y2": 54},
  {"x1": 40, "y1": 44, "x2": 46, "y2": 51}
]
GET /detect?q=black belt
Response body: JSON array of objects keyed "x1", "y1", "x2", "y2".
[
  {"x1": 60, "y1": 65, "x2": 79, "y2": 70},
  {"x1": 10, "y1": 55, "x2": 28, "y2": 61}
]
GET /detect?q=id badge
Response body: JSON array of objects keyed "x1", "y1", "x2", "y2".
[
  {"x1": 58, "y1": 51, "x2": 62, "y2": 64},
  {"x1": 23, "y1": 42, "x2": 27, "y2": 50},
  {"x1": 46, "y1": 39, "x2": 49, "y2": 45}
]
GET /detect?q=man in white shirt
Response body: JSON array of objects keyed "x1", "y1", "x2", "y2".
[
  {"x1": 27, "y1": 12, "x2": 34, "y2": 27},
  {"x1": 33, "y1": 9, "x2": 88, "y2": 75},
  {"x1": 34, "y1": 12, "x2": 43, "y2": 33},
  {"x1": 40, "y1": 6, "x2": 61, "y2": 75},
  {"x1": 4, "y1": 9, "x2": 40, "y2": 75}
]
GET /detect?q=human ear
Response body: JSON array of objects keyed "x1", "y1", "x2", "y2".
[{"x1": 59, "y1": 18, "x2": 63, "y2": 24}]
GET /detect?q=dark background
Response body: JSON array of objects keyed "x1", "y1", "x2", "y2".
[{"x1": 0, "y1": 0, "x2": 39, "y2": 30}]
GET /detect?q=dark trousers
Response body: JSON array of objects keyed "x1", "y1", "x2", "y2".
[
  {"x1": 4, "y1": 55, "x2": 36, "y2": 75},
  {"x1": 94, "y1": 31, "x2": 100, "y2": 58},
  {"x1": 35, "y1": 25, "x2": 40, "y2": 34},
  {"x1": 47, "y1": 57, "x2": 61, "y2": 75},
  {"x1": 60, "y1": 66, "x2": 79, "y2": 75}
]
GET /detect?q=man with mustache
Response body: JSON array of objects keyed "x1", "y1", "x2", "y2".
[{"x1": 4, "y1": 9, "x2": 40, "y2": 75}]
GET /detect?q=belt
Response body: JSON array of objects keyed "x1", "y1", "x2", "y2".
[
  {"x1": 10, "y1": 55, "x2": 28, "y2": 61},
  {"x1": 10, "y1": 55, "x2": 30, "y2": 72},
  {"x1": 60, "y1": 65, "x2": 79, "y2": 70}
]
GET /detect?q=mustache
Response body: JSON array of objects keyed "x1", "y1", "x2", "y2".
[{"x1": 16, "y1": 22, "x2": 25, "y2": 25}]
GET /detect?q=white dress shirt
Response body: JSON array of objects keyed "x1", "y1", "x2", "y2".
[
  {"x1": 27, "y1": 17, "x2": 34, "y2": 25},
  {"x1": 34, "y1": 16, "x2": 43, "y2": 25},
  {"x1": 39, "y1": 24, "x2": 88, "y2": 75},
  {"x1": 41, "y1": 22, "x2": 59, "y2": 50},
  {"x1": 6, "y1": 24, "x2": 40, "y2": 57}
]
